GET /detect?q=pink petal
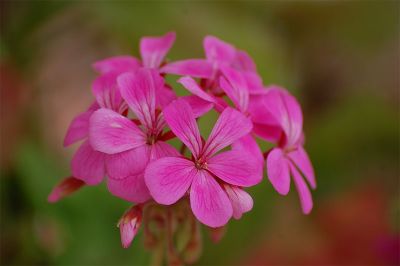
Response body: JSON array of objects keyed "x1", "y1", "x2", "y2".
[
  {"x1": 92, "y1": 73, "x2": 127, "y2": 113},
  {"x1": 248, "y1": 94, "x2": 280, "y2": 125},
  {"x1": 220, "y1": 66, "x2": 249, "y2": 112},
  {"x1": 163, "y1": 99, "x2": 202, "y2": 158},
  {"x1": 63, "y1": 110, "x2": 93, "y2": 147},
  {"x1": 106, "y1": 145, "x2": 150, "y2": 180},
  {"x1": 266, "y1": 148, "x2": 290, "y2": 195},
  {"x1": 190, "y1": 170, "x2": 233, "y2": 227},
  {"x1": 178, "y1": 76, "x2": 216, "y2": 103},
  {"x1": 213, "y1": 96, "x2": 229, "y2": 113},
  {"x1": 232, "y1": 134, "x2": 264, "y2": 172},
  {"x1": 149, "y1": 141, "x2": 180, "y2": 161},
  {"x1": 156, "y1": 85, "x2": 176, "y2": 109},
  {"x1": 289, "y1": 162, "x2": 313, "y2": 214},
  {"x1": 92, "y1": 56, "x2": 141, "y2": 74},
  {"x1": 145, "y1": 157, "x2": 196, "y2": 205},
  {"x1": 223, "y1": 184, "x2": 253, "y2": 219},
  {"x1": 117, "y1": 69, "x2": 163, "y2": 129},
  {"x1": 120, "y1": 218, "x2": 137, "y2": 248},
  {"x1": 89, "y1": 108, "x2": 146, "y2": 154},
  {"x1": 182, "y1": 95, "x2": 213, "y2": 118},
  {"x1": 263, "y1": 87, "x2": 303, "y2": 147},
  {"x1": 207, "y1": 150, "x2": 262, "y2": 187},
  {"x1": 140, "y1": 32, "x2": 176, "y2": 68},
  {"x1": 203, "y1": 36, "x2": 236, "y2": 64},
  {"x1": 161, "y1": 59, "x2": 213, "y2": 78},
  {"x1": 243, "y1": 72, "x2": 267, "y2": 95},
  {"x1": 252, "y1": 122, "x2": 283, "y2": 143},
  {"x1": 107, "y1": 173, "x2": 151, "y2": 203},
  {"x1": 71, "y1": 140, "x2": 105, "y2": 185},
  {"x1": 287, "y1": 146, "x2": 316, "y2": 189},
  {"x1": 48, "y1": 177, "x2": 85, "y2": 203},
  {"x1": 233, "y1": 50, "x2": 257, "y2": 72},
  {"x1": 203, "y1": 107, "x2": 252, "y2": 158}
]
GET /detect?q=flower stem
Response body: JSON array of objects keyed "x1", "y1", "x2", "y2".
[{"x1": 166, "y1": 207, "x2": 182, "y2": 266}]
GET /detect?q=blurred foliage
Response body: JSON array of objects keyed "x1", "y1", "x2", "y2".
[{"x1": 1, "y1": 1, "x2": 398, "y2": 265}]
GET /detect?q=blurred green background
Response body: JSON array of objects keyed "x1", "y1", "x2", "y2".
[{"x1": 1, "y1": 1, "x2": 399, "y2": 265}]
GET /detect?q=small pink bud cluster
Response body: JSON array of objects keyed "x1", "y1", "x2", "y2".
[{"x1": 49, "y1": 32, "x2": 316, "y2": 259}]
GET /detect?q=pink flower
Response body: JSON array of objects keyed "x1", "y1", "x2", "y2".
[
  {"x1": 165, "y1": 35, "x2": 264, "y2": 94},
  {"x1": 219, "y1": 65, "x2": 283, "y2": 142},
  {"x1": 89, "y1": 68, "x2": 179, "y2": 203},
  {"x1": 263, "y1": 87, "x2": 316, "y2": 214},
  {"x1": 145, "y1": 99, "x2": 262, "y2": 227},
  {"x1": 50, "y1": 33, "x2": 318, "y2": 257},
  {"x1": 93, "y1": 33, "x2": 179, "y2": 107},
  {"x1": 117, "y1": 205, "x2": 143, "y2": 248},
  {"x1": 93, "y1": 32, "x2": 174, "y2": 74},
  {"x1": 62, "y1": 73, "x2": 128, "y2": 185},
  {"x1": 202, "y1": 36, "x2": 265, "y2": 94},
  {"x1": 177, "y1": 65, "x2": 281, "y2": 145},
  {"x1": 203, "y1": 35, "x2": 256, "y2": 74},
  {"x1": 167, "y1": 36, "x2": 266, "y2": 117},
  {"x1": 94, "y1": 32, "x2": 212, "y2": 79}
]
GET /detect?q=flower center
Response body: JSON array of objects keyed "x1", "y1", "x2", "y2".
[
  {"x1": 195, "y1": 159, "x2": 207, "y2": 170},
  {"x1": 284, "y1": 145, "x2": 297, "y2": 154},
  {"x1": 147, "y1": 134, "x2": 157, "y2": 145}
]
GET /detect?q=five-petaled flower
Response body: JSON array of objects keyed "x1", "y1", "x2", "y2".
[
  {"x1": 145, "y1": 99, "x2": 262, "y2": 227},
  {"x1": 89, "y1": 68, "x2": 179, "y2": 203}
]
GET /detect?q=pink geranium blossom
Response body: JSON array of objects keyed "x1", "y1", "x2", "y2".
[
  {"x1": 89, "y1": 68, "x2": 179, "y2": 203},
  {"x1": 167, "y1": 36, "x2": 267, "y2": 117},
  {"x1": 177, "y1": 66, "x2": 280, "y2": 143},
  {"x1": 93, "y1": 32, "x2": 174, "y2": 74},
  {"x1": 202, "y1": 36, "x2": 265, "y2": 94},
  {"x1": 263, "y1": 87, "x2": 316, "y2": 214},
  {"x1": 166, "y1": 35, "x2": 265, "y2": 94},
  {"x1": 62, "y1": 73, "x2": 128, "y2": 185},
  {"x1": 219, "y1": 65, "x2": 283, "y2": 142},
  {"x1": 94, "y1": 32, "x2": 212, "y2": 79},
  {"x1": 49, "y1": 33, "x2": 317, "y2": 259},
  {"x1": 145, "y1": 99, "x2": 262, "y2": 227}
]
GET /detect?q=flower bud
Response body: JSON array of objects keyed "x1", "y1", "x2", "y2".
[
  {"x1": 118, "y1": 205, "x2": 142, "y2": 248},
  {"x1": 47, "y1": 177, "x2": 85, "y2": 203}
]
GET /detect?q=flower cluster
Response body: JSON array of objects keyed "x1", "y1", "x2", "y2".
[{"x1": 49, "y1": 32, "x2": 316, "y2": 259}]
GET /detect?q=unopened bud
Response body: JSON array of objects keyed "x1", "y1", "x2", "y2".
[
  {"x1": 118, "y1": 205, "x2": 142, "y2": 248},
  {"x1": 47, "y1": 177, "x2": 85, "y2": 203}
]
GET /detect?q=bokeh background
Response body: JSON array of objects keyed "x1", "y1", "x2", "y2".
[{"x1": 1, "y1": 1, "x2": 399, "y2": 265}]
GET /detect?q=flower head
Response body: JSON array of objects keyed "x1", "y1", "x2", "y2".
[
  {"x1": 145, "y1": 99, "x2": 262, "y2": 227},
  {"x1": 49, "y1": 33, "x2": 317, "y2": 258}
]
